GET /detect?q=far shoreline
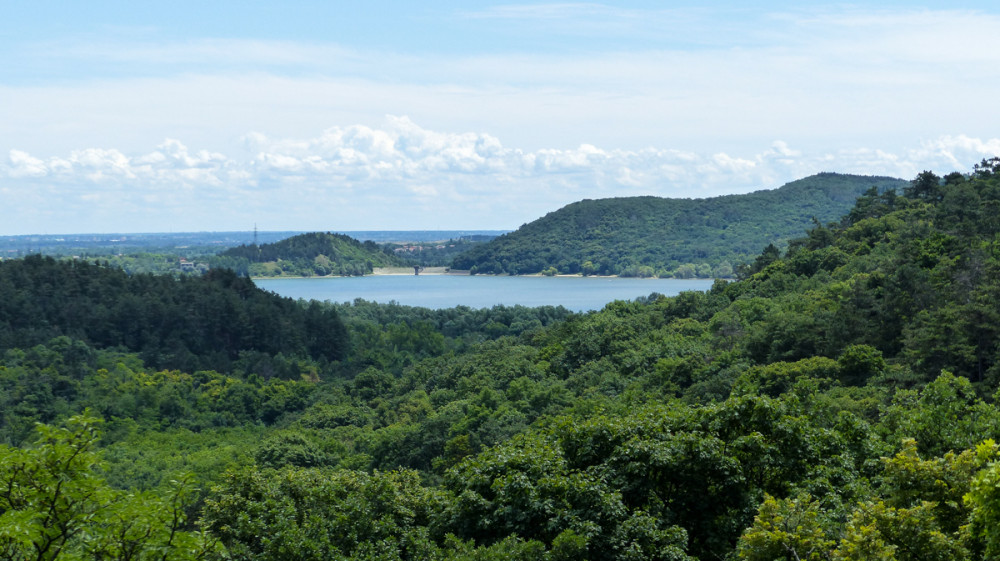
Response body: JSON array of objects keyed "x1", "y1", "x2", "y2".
[{"x1": 252, "y1": 267, "x2": 724, "y2": 281}]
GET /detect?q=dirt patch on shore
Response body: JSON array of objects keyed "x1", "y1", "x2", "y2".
[{"x1": 373, "y1": 267, "x2": 470, "y2": 275}]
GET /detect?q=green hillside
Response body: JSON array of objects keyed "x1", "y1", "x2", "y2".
[
  {"x1": 213, "y1": 231, "x2": 408, "y2": 277},
  {"x1": 0, "y1": 256, "x2": 349, "y2": 372},
  {"x1": 452, "y1": 172, "x2": 908, "y2": 276},
  {"x1": 9, "y1": 160, "x2": 1000, "y2": 559}
]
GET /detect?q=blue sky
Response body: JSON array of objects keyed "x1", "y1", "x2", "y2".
[{"x1": 2, "y1": 1, "x2": 999, "y2": 234}]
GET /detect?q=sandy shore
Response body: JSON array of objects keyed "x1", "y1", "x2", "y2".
[
  {"x1": 372, "y1": 267, "x2": 470, "y2": 275},
  {"x1": 259, "y1": 268, "x2": 717, "y2": 280},
  {"x1": 373, "y1": 269, "x2": 637, "y2": 278}
]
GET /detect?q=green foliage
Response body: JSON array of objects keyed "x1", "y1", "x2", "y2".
[
  {"x1": 0, "y1": 257, "x2": 349, "y2": 371},
  {"x1": 965, "y1": 440, "x2": 1000, "y2": 558},
  {"x1": 382, "y1": 237, "x2": 496, "y2": 267},
  {"x1": 0, "y1": 414, "x2": 217, "y2": 560},
  {"x1": 203, "y1": 467, "x2": 444, "y2": 561},
  {"x1": 879, "y1": 373, "x2": 1000, "y2": 457},
  {"x1": 736, "y1": 494, "x2": 836, "y2": 561},
  {"x1": 838, "y1": 344, "x2": 887, "y2": 386},
  {"x1": 333, "y1": 299, "x2": 572, "y2": 374},
  {"x1": 215, "y1": 232, "x2": 408, "y2": 277},
  {"x1": 879, "y1": 439, "x2": 985, "y2": 536},
  {"x1": 10, "y1": 163, "x2": 1000, "y2": 559},
  {"x1": 0, "y1": 341, "x2": 323, "y2": 444},
  {"x1": 453, "y1": 173, "x2": 907, "y2": 276},
  {"x1": 732, "y1": 357, "x2": 840, "y2": 397},
  {"x1": 836, "y1": 500, "x2": 969, "y2": 561},
  {"x1": 254, "y1": 431, "x2": 331, "y2": 468},
  {"x1": 736, "y1": 437, "x2": 997, "y2": 561}
]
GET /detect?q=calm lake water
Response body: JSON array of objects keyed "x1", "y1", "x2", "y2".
[{"x1": 255, "y1": 275, "x2": 716, "y2": 312}]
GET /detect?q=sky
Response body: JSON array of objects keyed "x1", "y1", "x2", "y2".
[{"x1": 2, "y1": 1, "x2": 1000, "y2": 234}]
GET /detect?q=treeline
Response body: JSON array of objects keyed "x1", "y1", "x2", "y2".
[
  {"x1": 7, "y1": 161, "x2": 1000, "y2": 559},
  {"x1": 0, "y1": 300, "x2": 574, "y2": 447},
  {"x1": 213, "y1": 231, "x2": 408, "y2": 277},
  {"x1": 452, "y1": 172, "x2": 907, "y2": 276},
  {"x1": 333, "y1": 299, "x2": 573, "y2": 371},
  {"x1": 0, "y1": 338, "x2": 319, "y2": 446},
  {"x1": 0, "y1": 256, "x2": 348, "y2": 372},
  {"x1": 88, "y1": 252, "x2": 209, "y2": 276}
]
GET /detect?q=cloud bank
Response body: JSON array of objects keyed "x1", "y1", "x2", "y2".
[{"x1": 2, "y1": 118, "x2": 998, "y2": 234}]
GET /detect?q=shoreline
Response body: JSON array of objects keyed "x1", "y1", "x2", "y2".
[
  {"x1": 253, "y1": 269, "x2": 724, "y2": 281},
  {"x1": 371, "y1": 266, "x2": 458, "y2": 276}
]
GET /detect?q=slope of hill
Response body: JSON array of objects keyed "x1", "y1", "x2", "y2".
[
  {"x1": 213, "y1": 231, "x2": 409, "y2": 277},
  {"x1": 451, "y1": 172, "x2": 908, "y2": 276},
  {"x1": 8, "y1": 160, "x2": 1000, "y2": 560},
  {"x1": 0, "y1": 256, "x2": 348, "y2": 372}
]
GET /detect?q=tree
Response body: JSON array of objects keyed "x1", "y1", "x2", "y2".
[
  {"x1": 964, "y1": 439, "x2": 1000, "y2": 558},
  {"x1": 739, "y1": 244, "x2": 781, "y2": 278},
  {"x1": 973, "y1": 157, "x2": 1000, "y2": 179},
  {"x1": 879, "y1": 373, "x2": 1000, "y2": 457},
  {"x1": 203, "y1": 467, "x2": 443, "y2": 561},
  {"x1": 905, "y1": 171, "x2": 942, "y2": 201},
  {"x1": 674, "y1": 264, "x2": 696, "y2": 279},
  {"x1": 442, "y1": 431, "x2": 693, "y2": 560},
  {"x1": 835, "y1": 500, "x2": 968, "y2": 561},
  {"x1": 736, "y1": 494, "x2": 835, "y2": 561},
  {"x1": 0, "y1": 413, "x2": 216, "y2": 561}
]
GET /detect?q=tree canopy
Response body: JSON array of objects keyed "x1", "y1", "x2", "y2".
[
  {"x1": 7, "y1": 161, "x2": 1000, "y2": 559},
  {"x1": 451, "y1": 173, "x2": 907, "y2": 276},
  {"x1": 0, "y1": 256, "x2": 348, "y2": 371},
  {"x1": 214, "y1": 232, "x2": 408, "y2": 277}
]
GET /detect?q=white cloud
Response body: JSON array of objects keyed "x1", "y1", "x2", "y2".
[
  {"x1": 910, "y1": 135, "x2": 1000, "y2": 170},
  {"x1": 7, "y1": 5, "x2": 1000, "y2": 234},
  {"x1": 3, "y1": 118, "x2": 999, "y2": 234},
  {"x1": 7, "y1": 150, "x2": 48, "y2": 178},
  {"x1": 4, "y1": 140, "x2": 244, "y2": 195}
]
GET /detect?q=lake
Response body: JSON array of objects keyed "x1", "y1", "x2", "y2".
[{"x1": 255, "y1": 275, "x2": 716, "y2": 312}]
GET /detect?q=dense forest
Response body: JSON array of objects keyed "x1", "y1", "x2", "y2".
[
  {"x1": 6, "y1": 160, "x2": 1000, "y2": 559},
  {"x1": 0, "y1": 257, "x2": 348, "y2": 372},
  {"x1": 213, "y1": 232, "x2": 409, "y2": 277},
  {"x1": 451, "y1": 172, "x2": 907, "y2": 277}
]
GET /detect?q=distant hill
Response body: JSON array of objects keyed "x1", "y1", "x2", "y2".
[
  {"x1": 0, "y1": 256, "x2": 348, "y2": 371},
  {"x1": 451, "y1": 172, "x2": 909, "y2": 277},
  {"x1": 213, "y1": 232, "x2": 409, "y2": 277}
]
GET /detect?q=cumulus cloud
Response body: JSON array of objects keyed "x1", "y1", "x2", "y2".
[
  {"x1": 2, "y1": 118, "x2": 999, "y2": 234},
  {"x1": 5, "y1": 140, "x2": 241, "y2": 189},
  {"x1": 7, "y1": 150, "x2": 48, "y2": 178},
  {"x1": 247, "y1": 117, "x2": 524, "y2": 184}
]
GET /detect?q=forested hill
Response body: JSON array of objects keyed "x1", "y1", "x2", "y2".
[
  {"x1": 213, "y1": 231, "x2": 408, "y2": 277},
  {"x1": 451, "y1": 172, "x2": 907, "y2": 276},
  {"x1": 12, "y1": 161, "x2": 1000, "y2": 560},
  {"x1": 0, "y1": 255, "x2": 348, "y2": 371}
]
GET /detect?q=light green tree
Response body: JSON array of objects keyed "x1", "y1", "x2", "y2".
[
  {"x1": 0, "y1": 413, "x2": 217, "y2": 561},
  {"x1": 964, "y1": 439, "x2": 1000, "y2": 558},
  {"x1": 736, "y1": 494, "x2": 835, "y2": 561}
]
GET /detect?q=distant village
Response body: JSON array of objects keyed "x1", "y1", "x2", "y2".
[
  {"x1": 392, "y1": 244, "x2": 455, "y2": 253},
  {"x1": 178, "y1": 258, "x2": 209, "y2": 273}
]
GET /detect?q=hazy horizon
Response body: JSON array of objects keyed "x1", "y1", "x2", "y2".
[{"x1": 3, "y1": 1, "x2": 999, "y2": 235}]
